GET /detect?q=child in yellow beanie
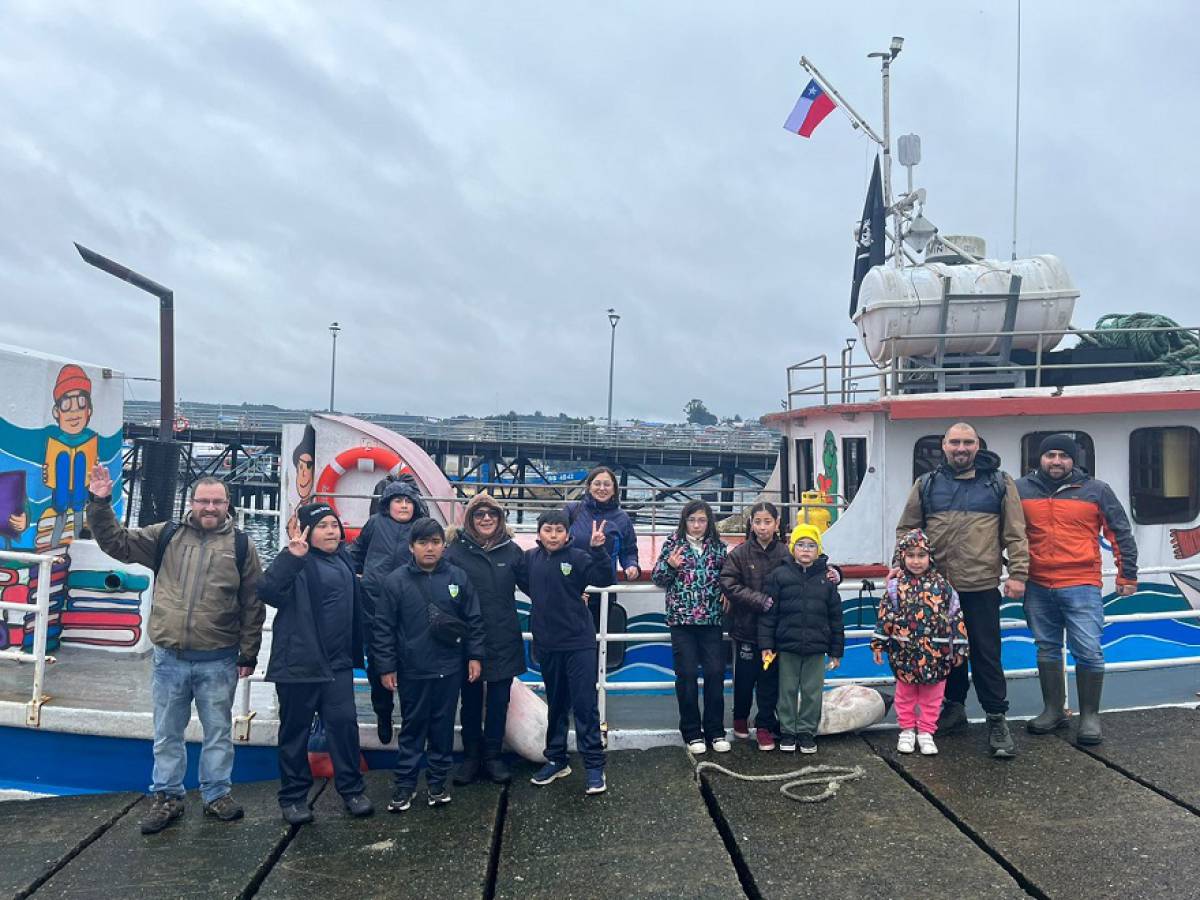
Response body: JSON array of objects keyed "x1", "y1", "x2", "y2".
[{"x1": 757, "y1": 522, "x2": 844, "y2": 754}]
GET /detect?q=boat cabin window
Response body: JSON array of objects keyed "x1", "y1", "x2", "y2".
[
  {"x1": 912, "y1": 434, "x2": 988, "y2": 482},
  {"x1": 1021, "y1": 431, "x2": 1096, "y2": 477},
  {"x1": 794, "y1": 439, "x2": 814, "y2": 493},
  {"x1": 1129, "y1": 427, "x2": 1200, "y2": 525},
  {"x1": 843, "y1": 437, "x2": 868, "y2": 502}
]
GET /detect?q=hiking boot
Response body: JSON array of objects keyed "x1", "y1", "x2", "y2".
[
  {"x1": 1027, "y1": 661, "x2": 1069, "y2": 734},
  {"x1": 140, "y1": 792, "x2": 184, "y2": 835},
  {"x1": 755, "y1": 728, "x2": 776, "y2": 752},
  {"x1": 281, "y1": 803, "x2": 314, "y2": 826},
  {"x1": 387, "y1": 787, "x2": 416, "y2": 813},
  {"x1": 202, "y1": 793, "x2": 244, "y2": 822},
  {"x1": 917, "y1": 733, "x2": 939, "y2": 756},
  {"x1": 937, "y1": 701, "x2": 968, "y2": 734},
  {"x1": 732, "y1": 718, "x2": 750, "y2": 739},
  {"x1": 343, "y1": 794, "x2": 374, "y2": 817},
  {"x1": 376, "y1": 715, "x2": 393, "y2": 746},
  {"x1": 453, "y1": 749, "x2": 482, "y2": 786},
  {"x1": 1075, "y1": 668, "x2": 1105, "y2": 746},
  {"x1": 797, "y1": 733, "x2": 817, "y2": 755},
  {"x1": 986, "y1": 713, "x2": 1016, "y2": 758},
  {"x1": 585, "y1": 769, "x2": 607, "y2": 795},
  {"x1": 896, "y1": 729, "x2": 916, "y2": 754},
  {"x1": 427, "y1": 787, "x2": 452, "y2": 807},
  {"x1": 483, "y1": 755, "x2": 512, "y2": 785}
]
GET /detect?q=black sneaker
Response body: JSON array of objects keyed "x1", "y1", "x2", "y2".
[
  {"x1": 453, "y1": 753, "x2": 482, "y2": 786},
  {"x1": 281, "y1": 802, "x2": 314, "y2": 826},
  {"x1": 140, "y1": 792, "x2": 185, "y2": 835},
  {"x1": 797, "y1": 733, "x2": 817, "y2": 754},
  {"x1": 343, "y1": 794, "x2": 374, "y2": 817},
  {"x1": 388, "y1": 787, "x2": 416, "y2": 813},
  {"x1": 937, "y1": 701, "x2": 968, "y2": 734},
  {"x1": 203, "y1": 793, "x2": 244, "y2": 822},
  {"x1": 986, "y1": 713, "x2": 1016, "y2": 759},
  {"x1": 427, "y1": 787, "x2": 452, "y2": 807},
  {"x1": 778, "y1": 736, "x2": 797, "y2": 753}
]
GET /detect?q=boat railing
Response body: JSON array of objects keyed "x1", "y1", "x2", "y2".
[
  {"x1": 786, "y1": 323, "x2": 1200, "y2": 409},
  {"x1": 0, "y1": 549, "x2": 56, "y2": 726},
  {"x1": 231, "y1": 571, "x2": 1200, "y2": 743}
]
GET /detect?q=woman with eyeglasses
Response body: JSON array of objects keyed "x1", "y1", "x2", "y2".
[
  {"x1": 444, "y1": 493, "x2": 526, "y2": 785},
  {"x1": 565, "y1": 466, "x2": 640, "y2": 582},
  {"x1": 651, "y1": 500, "x2": 731, "y2": 753}
]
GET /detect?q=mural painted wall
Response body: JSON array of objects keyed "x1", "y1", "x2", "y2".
[{"x1": 0, "y1": 343, "x2": 148, "y2": 652}]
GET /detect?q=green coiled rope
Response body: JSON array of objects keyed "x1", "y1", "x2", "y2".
[{"x1": 1075, "y1": 313, "x2": 1200, "y2": 377}]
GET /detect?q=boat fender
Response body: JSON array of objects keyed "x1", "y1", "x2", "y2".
[{"x1": 816, "y1": 684, "x2": 888, "y2": 735}]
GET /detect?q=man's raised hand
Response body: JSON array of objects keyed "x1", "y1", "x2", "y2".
[{"x1": 88, "y1": 463, "x2": 113, "y2": 499}]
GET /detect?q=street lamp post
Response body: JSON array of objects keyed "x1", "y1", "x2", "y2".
[
  {"x1": 74, "y1": 243, "x2": 174, "y2": 442},
  {"x1": 75, "y1": 242, "x2": 179, "y2": 525},
  {"x1": 328, "y1": 322, "x2": 341, "y2": 412},
  {"x1": 606, "y1": 308, "x2": 620, "y2": 432}
]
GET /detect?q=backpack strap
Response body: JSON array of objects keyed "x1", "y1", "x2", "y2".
[
  {"x1": 234, "y1": 529, "x2": 249, "y2": 581},
  {"x1": 152, "y1": 521, "x2": 182, "y2": 574},
  {"x1": 917, "y1": 471, "x2": 935, "y2": 519}
]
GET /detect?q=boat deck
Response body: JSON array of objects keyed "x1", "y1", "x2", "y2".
[{"x1": 2, "y1": 706, "x2": 1199, "y2": 899}]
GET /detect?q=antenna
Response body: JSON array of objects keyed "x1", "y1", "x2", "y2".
[{"x1": 1010, "y1": 0, "x2": 1022, "y2": 261}]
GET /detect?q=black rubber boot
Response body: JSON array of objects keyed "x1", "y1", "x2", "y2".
[
  {"x1": 936, "y1": 700, "x2": 968, "y2": 734},
  {"x1": 986, "y1": 713, "x2": 1016, "y2": 759},
  {"x1": 1027, "y1": 661, "x2": 1069, "y2": 734},
  {"x1": 483, "y1": 754, "x2": 512, "y2": 785},
  {"x1": 1075, "y1": 668, "x2": 1104, "y2": 745},
  {"x1": 453, "y1": 745, "x2": 482, "y2": 785}
]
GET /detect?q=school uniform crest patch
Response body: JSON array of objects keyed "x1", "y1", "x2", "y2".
[
  {"x1": 560, "y1": 562, "x2": 573, "y2": 576},
  {"x1": 448, "y1": 584, "x2": 460, "y2": 599}
]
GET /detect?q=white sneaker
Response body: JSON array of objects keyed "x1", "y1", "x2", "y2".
[
  {"x1": 711, "y1": 738, "x2": 732, "y2": 753},
  {"x1": 917, "y1": 733, "x2": 938, "y2": 756},
  {"x1": 687, "y1": 740, "x2": 707, "y2": 755},
  {"x1": 897, "y1": 729, "x2": 916, "y2": 754}
]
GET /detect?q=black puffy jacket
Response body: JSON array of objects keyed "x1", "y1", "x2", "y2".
[
  {"x1": 719, "y1": 536, "x2": 792, "y2": 643},
  {"x1": 347, "y1": 480, "x2": 430, "y2": 603},
  {"x1": 259, "y1": 548, "x2": 365, "y2": 684},
  {"x1": 758, "y1": 555, "x2": 844, "y2": 658},
  {"x1": 444, "y1": 530, "x2": 527, "y2": 682}
]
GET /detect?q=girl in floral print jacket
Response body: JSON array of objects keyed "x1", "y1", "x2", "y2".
[
  {"x1": 652, "y1": 501, "x2": 731, "y2": 751},
  {"x1": 871, "y1": 529, "x2": 968, "y2": 757}
]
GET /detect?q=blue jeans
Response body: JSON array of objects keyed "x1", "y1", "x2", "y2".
[
  {"x1": 150, "y1": 647, "x2": 239, "y2": 803},
  {"x1": 1023, "y1": 583, "x2": 1105, "y2": 671}
]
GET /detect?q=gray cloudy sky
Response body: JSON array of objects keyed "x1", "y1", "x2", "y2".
[{"x1": 3, "y1": 2, "x2": 1197, "y2": 422}]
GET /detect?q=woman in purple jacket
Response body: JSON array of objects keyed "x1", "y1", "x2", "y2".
[{"x1": 564, "y1": 466, "x2": 640, "y2": 581}]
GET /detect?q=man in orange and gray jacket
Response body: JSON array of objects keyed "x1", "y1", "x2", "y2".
[
  {"x1": 1016, "y1": 433, "x2": 1137, "y2": 746},
  {"x1": 896, "y1": 422, "x2": 1029, "y2": 759}
]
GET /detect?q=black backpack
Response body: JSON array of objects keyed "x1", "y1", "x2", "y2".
[{"x1": 153, "y1": 521, "x2": 250, "y2": 581}]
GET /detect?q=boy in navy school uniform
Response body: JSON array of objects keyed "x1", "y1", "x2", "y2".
[
  {"x1": 374, "y1": 518, "x2": 485, "y2": 812},
  {"x1": 519, "y1": 509, "x2": 614, "y2": 794}
]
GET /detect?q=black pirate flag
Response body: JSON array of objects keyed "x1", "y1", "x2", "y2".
[{"x1": 849, "y1": 155, "x2": 885, "y2": 318}]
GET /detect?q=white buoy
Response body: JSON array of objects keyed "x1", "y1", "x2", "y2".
[
  {"x1": 504, "y1": 678, "x2": 549, "y2": 761},
  {"x1": 817, "y1": 684, "x2": 888, "y2": 735}
]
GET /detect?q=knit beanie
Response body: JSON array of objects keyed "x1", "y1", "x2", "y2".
[
  {"x1": 296, "y1": 502, "x2": 343, "y2": 542},
  {"x1": 1038, "y1": 433, "x2": 1080, "y2": 462},
  {"x1": 788, "y1": 523, "x2": 823, "y2": 553}
]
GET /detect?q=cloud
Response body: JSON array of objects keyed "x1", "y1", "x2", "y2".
[{"x1": 1, "y1": 1, "x2": 1196, "y2": 422}]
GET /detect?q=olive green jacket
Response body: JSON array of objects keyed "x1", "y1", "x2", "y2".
[{"x1": 86, "y1": 497, "x2": 265, "y2": 665}]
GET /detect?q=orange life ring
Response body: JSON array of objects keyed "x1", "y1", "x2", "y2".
[{"x1": 314, "y1": 446, "x2": 411, "y2": 541}]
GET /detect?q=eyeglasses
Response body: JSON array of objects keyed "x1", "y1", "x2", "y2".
[
  {"x1": 472, "y1": 509, "x2": 499, "y2": 520},
  {"x1": 56, "y1": 393, "x2": 91, "y2": 412},
  {"x1": 794, "y1": 541, "x2": 819, "y2": 550},
  {"x1": 193, "y1": 498, "x2": 229, "y2": 508}
]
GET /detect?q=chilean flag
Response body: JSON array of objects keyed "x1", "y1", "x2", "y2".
[{"x1": 784, "y1": 79, "x2": 836, "y2": 138}]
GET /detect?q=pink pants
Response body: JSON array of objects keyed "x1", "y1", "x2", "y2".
[{"x1": 894, "y1": 680, "x2": 947, "y2": 733}]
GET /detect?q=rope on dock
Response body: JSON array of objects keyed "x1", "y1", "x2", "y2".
[{"x1": 693, "y1": 758, "x2": 866, "y2": 803}]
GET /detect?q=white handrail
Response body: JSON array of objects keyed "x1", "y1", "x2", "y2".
[{"x1": 0, "y1": 549, "x2": 55, "y2": 726}]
